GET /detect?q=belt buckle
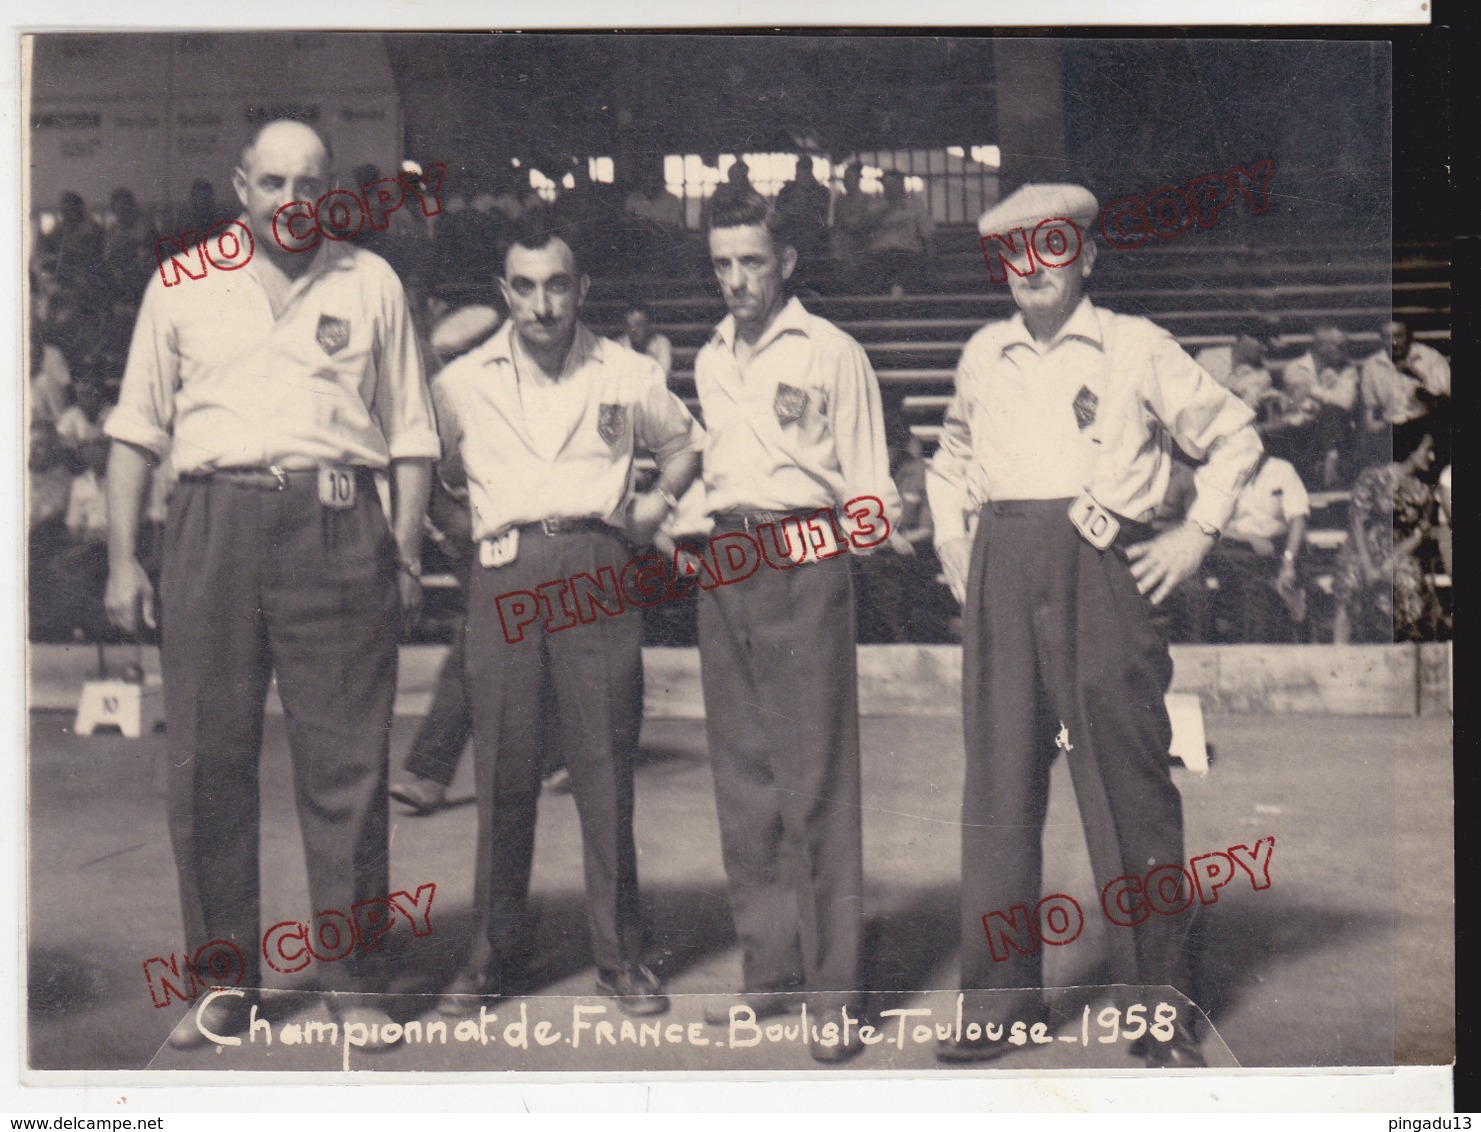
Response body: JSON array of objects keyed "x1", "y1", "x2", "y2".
[
  {"x1": 743, "y1": 511, "x2": 772, "y2": 533},
  {"x1": 268, "y1": 465, "x2": 288, "y2": 491},
  {"x1": 541, "y1": 517, "x2": 559, "y2": 536}
]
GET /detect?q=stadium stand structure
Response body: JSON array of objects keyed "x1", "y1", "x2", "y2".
[{"x1": 441, "y1": 231, "x2": 1449, "y2": 447}]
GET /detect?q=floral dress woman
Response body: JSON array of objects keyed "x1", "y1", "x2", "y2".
[{"x1": 1333, "y1": 456, "x2": 1440, "y2": 642}]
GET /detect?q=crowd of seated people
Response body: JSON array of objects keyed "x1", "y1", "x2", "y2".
[
  {"x1": 1166, "y1": 315, "x2": 1452, "y2": 644},
  {"x1": 26, "y1": 177, "x2": 1452, "y2": 648}
]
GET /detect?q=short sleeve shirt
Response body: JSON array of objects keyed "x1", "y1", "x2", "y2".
[
  {"x1": 433, "y1": 322, "x2": 705, "y2": 542},
  {"x1": 694, "y1": 296, "x2": 903, "y2": 525},
  {"x1": 1223, "y1": 457, "x2": 1310, "y2": 545},
  {"x1": 106, "y1": 233, "x2": 439, "y2": 473}
]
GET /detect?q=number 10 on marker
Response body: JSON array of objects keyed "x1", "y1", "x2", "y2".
[
  {"x1": 318, "y1": 467, "x2": 357, "y2": 510},
  {"x1": 1069, "y1": 491, "x2": 1120, "y2": 550}
]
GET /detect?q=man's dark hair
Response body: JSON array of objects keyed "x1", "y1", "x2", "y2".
[
  {"x1": 503, "y1": 206, "x2": 582, "y2": 274},
  {"x1": 1393, "y1": 404, "x2": 1451, "y2": 468},
  {"x1": 625, "y1": 301, "x2": 653, "y2": 319},
  {"x1": 706, "y1": 188, "x2": 794, "y2": 251}
]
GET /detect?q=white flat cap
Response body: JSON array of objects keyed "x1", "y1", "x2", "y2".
[
  {"x1": 431, "y1": 305, "x2": 502, "y2": 362},
  {"x1": 978, "y1": 183, "x2": 1099, "y2": 237}
]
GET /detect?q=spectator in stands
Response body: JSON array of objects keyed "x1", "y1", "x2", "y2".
[
  {"x1": 1199, "y1": 453, "x2": 1310, "y2": 642},
  {"x1": 776, "y1": 156, "x2": 831, "y2": 285},
  {"x1": 1194, "y1": 319, "x2": 1276, "y2": 412},
  {"x1": 29, "y1": 421, "x2": 71, "y2": 532},
  {"x1": 39, "y1": 191, "x2": 105, "y2": 287},
  {"x1": 624, "y1": 166, "x2": 685, "y2": 233},
  {"x1": 33, "y1": 264, "x2": 109, "y2": 385},
  {"x1": 702, "y1": 159, "x2": 753, "y2": 228},
  {"x1": 1386, "y1": 318, "x2": 1450, "y2": 405},
  {"x1": 557, "y1": 164, "x2": 627, "y2": 275},
  {"x1": 1359, "y1": 319, "x2": 1451, "y2": 468},
  {"x1": 50, "y1": 435, "x2": 115, "y2": 642},
  {"x1": 184, "y1": 179, "x2": 230, "y2": 245},
  {"x1": 103, "y1": 188, "x2": 158, "y2": 305},
  {"x1": 830, "y1": 162, "x2": 879, "y2": 281},
  {"x1": 55, "y1": 382, "x2": 110, "y2": 451},
  {"x1": 854, "y1": 413, "x2": 946, "y2": 642},
  {"x1": 864, "y1": 170, "x2": 936, "y2": 296},
  {"x1": 443, "y1": 181, "x2": 509, "y2": 289},
  {"x1": 1332, "y1": 409, "x2": 1448, "y2": 644},
  {"x1": 384, "y1": 163, "x2": 439, "y2": 289},
  {"x1": 489, "y1": 169, "x2": 529, "y2": 224},
  {"x1": 616, "y1": 302, "x2": 673, "y2": 381},
  {"x1": 618, "y1": 167, "x2": 680, "y2": 274},
  {"x1": 1268, "y1": 321, "x2": 1359, "y2": 488},
  {"x1": 28, "y1": 421, "x2": 73, "y2": 641},
  {"x1": 65, "y1": 436, "x2": 111, "y2": 546},
  {"x1": 30, "y1": 334, "x2": 72, "y2": 425}
]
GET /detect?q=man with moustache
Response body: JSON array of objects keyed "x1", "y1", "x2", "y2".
[
  {"x1": 432, "y1": 213, "x2": 703, "y2": 1017},
  {"x1": 927, "y1": 185, "x2": 1262, "y2": 1067},
  {"x1": 104, "y1": 119, "x2": 438, "y2": 1048},
  {"x1": 694, "y1": 189, "x2": 901, "y2": 1063}
]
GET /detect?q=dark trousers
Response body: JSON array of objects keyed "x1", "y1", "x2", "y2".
[
  {"x1": 159, "y1": 472, "x2": 400, "y2": 992},
  {"x1": 959, "y1": 500, "x2": 1192, "y2": 1012},
  {"x1": 698, "y1": 551, "x2": 863, "y2": 1012},
  {"x1": 404, "y1": 614, "x2": 472, "y2": 786},
  {"x1": 462, "y1": 528, "x2": 645, "y2": 982}
]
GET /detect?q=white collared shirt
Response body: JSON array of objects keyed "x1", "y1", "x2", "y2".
[
  {"x1": 694, "y1": 296, "x2": 902, "y2": 524},
  {"x1": 927, "y1": 298, "x2": 1261, "y2": 542},
  {"x1": 107, "y1": 227, "x2": 439, "y2": 473},
  {"x1": 433, "y1": 322, "x2": 705, "y2": 542}
]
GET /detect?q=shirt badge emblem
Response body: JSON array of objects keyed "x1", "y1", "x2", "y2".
[
  {"x1": 597, "y1": 403, "x2": 628, "y2": 446},
  {"x1": 774, "y1": 383, "x2": 809, "y2": 424},
  {"x1": 316, "y1": 315, "x2": 351, "y2": 356},
  {"x1": 1072, "y1": 385, "x2": 1099, "y2": 430}
]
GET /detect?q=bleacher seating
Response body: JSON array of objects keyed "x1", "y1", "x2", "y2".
[{"x1": 560, "y1": 230, "x2": 1450, "y2": 453}]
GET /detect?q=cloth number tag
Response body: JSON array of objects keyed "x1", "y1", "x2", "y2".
[
  {"x1": 1069, "y1": 492, "x2": 1120, "y2": 550},
  {"x1": 317, "y1": 466, "x2": 357, "y2": 510},
  {"x1": 480, "y1": 529, "x2": 520, "y2": 569},
  {"x1": 787, "y1": 512, "x2": 841, "y2": 564}
]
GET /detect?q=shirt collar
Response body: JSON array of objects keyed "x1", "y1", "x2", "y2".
[
  {"x1": 711, "y1": 295, "x2": 812, "y2": 354},
  {"x1": 483, "y1": 320, "x2": 604, "y2": 375},
  {"x1": 1000, "y1": 297, "x2": 1104, "y2": 355}
]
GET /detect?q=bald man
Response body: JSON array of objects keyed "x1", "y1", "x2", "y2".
[{"x1": 105, "y1": 120, "x2": 439, "y2": 1049}]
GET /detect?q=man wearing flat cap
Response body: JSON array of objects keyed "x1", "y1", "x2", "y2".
[{"x1": 928, "y1": 183, "x2": 1261, "y2": 1067}]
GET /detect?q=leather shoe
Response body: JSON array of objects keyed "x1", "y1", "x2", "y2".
[
  {"x1": 596, "y1": 963, "x2": 670, "y2": 1017},
  {"x1": 389, "y1": 776, "x2": 448, "y2": 815},
  {"x1": 1132, "y1": 1017, "x2": 1206, "y2": 1068},
  {"x1": 436, "y1": 966, "x2": 502, "y2": 1016},
  {"x1": 168, "y1": 989, "x2": 257, "y2": 1050},
  {"x1": 703, "y1": 991, "x2": 802, "y2": 1027}
]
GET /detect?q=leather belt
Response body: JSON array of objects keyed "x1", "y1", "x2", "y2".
[
  {"x1": 515, "y1": 517, "x2": 614, "y2": 537},
  {"x1": 980, "y1": 499, "x2": 1154, "y2": 546},
  {"x1": 712, "y1": 508, "x2": 825, "y2": 533},
  {"x1": 179, "y1": 466, "x2": 374, "y2": 491}
]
